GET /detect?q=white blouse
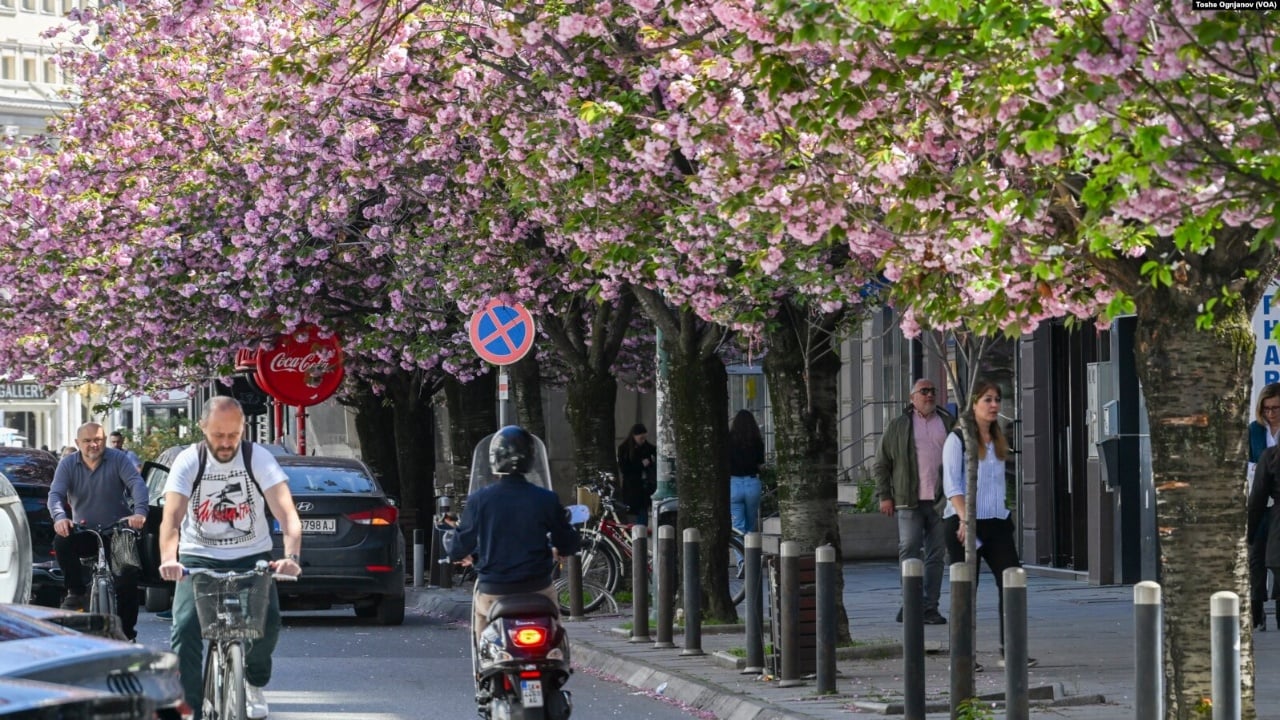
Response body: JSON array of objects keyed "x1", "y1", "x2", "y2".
[{"x1": 941, "y1": 432, "x2": 1010, "y2": 521}]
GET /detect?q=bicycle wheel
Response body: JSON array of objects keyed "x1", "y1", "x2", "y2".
[
  {"x1": 557, "y1": 533, "x2": 620, "y2": 613},
  {"x1": 728, "y1": 534, "x2": 746, "y2": 607},
  {"x1": 90, "y1": 575, "x2": 115, "y2": 617},
  {"x1": 203, "y1": 644, "x2": 224, "y2": 720},
  {"x1": 222, "y1": 642, "x2": 246, "y2": 720}
]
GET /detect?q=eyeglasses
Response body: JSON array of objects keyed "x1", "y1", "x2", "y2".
[
  {"x1": 1264, "y1": 405, "x2": 1280, "y2": 414},
  {"x1": 915, "y1": 388, "x2": 936, "y2": 396}
]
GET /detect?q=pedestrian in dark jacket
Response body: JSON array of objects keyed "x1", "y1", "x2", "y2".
[
  {"x1": 1248, "y1": 383, "x2": 1280, "y2": 631},
  {"x1": 617, "y1": 423, "x2": 657, "y2": 525},
  {"x1": 873, "y1": 378, "x2": 953, "y2": 625}
]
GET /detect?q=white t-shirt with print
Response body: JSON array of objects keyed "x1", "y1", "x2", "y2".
[{"x1": 164, "y1": 442, "x2": 289, "y2": 560}]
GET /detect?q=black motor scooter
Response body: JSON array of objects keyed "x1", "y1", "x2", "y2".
[{"x1": 447, "y1": 430, "x2": 587, "y2": 720}]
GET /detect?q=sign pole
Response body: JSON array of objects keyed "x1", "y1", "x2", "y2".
[
  {"x1": 498, "y1": 368, "x2": 510, "y2": 427},
  {"x1": 297, "y1": 405, "x2": 307, "y2": 455}
]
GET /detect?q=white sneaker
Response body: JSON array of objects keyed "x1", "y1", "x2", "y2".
[{"x1": 246, "y1": 684, "x2": 269, "y2": 719}]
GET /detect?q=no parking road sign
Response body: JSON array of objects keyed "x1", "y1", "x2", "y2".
[{"x1": 468, "y1": 300, "x2": 536, "y2": 366}]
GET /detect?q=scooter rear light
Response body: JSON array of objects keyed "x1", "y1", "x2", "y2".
[{"x1": 511, "y1": 627, "x2": 548, "y2": 648}]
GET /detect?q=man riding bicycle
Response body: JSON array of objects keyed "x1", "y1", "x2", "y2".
[
  {"x1": 158, "y1": 397, "x2": 302, "y2": 720},
  {"x1": 48, "y1": 422, "x2": 148, "y2": 640}
]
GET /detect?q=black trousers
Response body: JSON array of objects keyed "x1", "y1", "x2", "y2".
[
  {"x1": 52, "y1": 531, "x2": 140, "y2": 640},
  {"x1": 1252, "y1": 513, "x2": 1276, "y2": 625},
  {"x1": 945, "y1": 515, "x2": 1022, "y2": 650}
]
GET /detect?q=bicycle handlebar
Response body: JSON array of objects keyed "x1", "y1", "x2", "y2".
[{"x1": 182, "y1": 561, "x2": 298, "y2": 583}]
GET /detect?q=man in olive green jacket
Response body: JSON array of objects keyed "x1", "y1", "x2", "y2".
[{"x1": 873, "y1": 378, "x2": 954, "y2": 624}]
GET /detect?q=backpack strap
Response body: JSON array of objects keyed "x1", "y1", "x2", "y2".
[{"x1": 193, "y1": 441, "x2": 263, "y2": 498}]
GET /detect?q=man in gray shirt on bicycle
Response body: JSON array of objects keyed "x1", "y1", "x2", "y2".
[
  {"x1": 48, "y1": 422, "x2": 148, "y2": 639},
  {"x1": 158, "y1": 397, "x2": 302, "y2": 720}
]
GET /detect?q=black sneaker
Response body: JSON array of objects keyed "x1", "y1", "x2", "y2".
[
  {"x1": 922, "y1": 610, "x2": 947, "y2": 625},
  {"x1": 59, "y1": 593, "x2": 86, "y2": 611},
  {"x1": 895, "y1": 608, "x2": 903, "y2": 623}
]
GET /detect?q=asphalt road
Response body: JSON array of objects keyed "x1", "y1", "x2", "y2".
[{"x1": 133, "y1": 602, "x2": 709, "y2": 719}]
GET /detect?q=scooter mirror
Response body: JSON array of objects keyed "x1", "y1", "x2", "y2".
[{"x1": 565, "y1": 504, "x2": 591, "y2": 525}]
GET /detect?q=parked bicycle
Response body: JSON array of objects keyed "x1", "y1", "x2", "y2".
[
  {"x1": 187, "y1": 562, "x2": 295, "y2": 720},
  {"x1": 560, "y1": 474, "x2": 745, "y2": 613}
]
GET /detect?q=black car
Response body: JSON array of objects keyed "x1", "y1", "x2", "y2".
[
  {"x1": 140, "y1": 449, "x2": 406, "y2": 625},
  {"x1": 0, "y1": 447, "x2": 60, "y2": 604}
]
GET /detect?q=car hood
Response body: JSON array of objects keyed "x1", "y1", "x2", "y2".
[{"x1": 0, "y1": 634, "x2": 160, "y2": 679}]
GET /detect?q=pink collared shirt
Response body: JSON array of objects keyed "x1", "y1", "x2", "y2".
[{"x1": 912, "y1": 411, "x2": 947, "y2": 503}]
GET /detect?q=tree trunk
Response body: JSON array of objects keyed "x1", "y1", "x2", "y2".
[
  {"x1": 564, "y1": 369, "x2": 618, "y2": 488},
  {"x1": 444, "y1": 373, "x2": 498, "y2": 494},
  {"x1": 645, "y1": 298, "x2": 735, "y2": 622},
  {"x1": 384, "y1": 370, "x2": 439, "y2": 535},
  {"x1": 1132, "y1": 304, "x2": 1255, "y2": 718},
  {"x1": 349, "y1": 378, "x2": 399, "y2": 498},
  {"x1": 540, "y1": 290, "x2": 637, "y2": 491},
  {"x1": 511, "y1": 353, "x2": 546, "y2": 440},
  {"x1": 763, "y1": 300, "x2": 851, "y2": 642}
]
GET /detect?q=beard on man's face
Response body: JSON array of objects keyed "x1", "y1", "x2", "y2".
[{"x1": 205, "y1": 438, "x2": 239, "y2": 463}]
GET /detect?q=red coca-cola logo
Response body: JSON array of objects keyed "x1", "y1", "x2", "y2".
[{"x1": 253, "y1": 325, "x2": 344, "y2": 407}]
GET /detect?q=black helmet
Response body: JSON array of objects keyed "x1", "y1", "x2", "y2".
[{"x1": 489, "y1": 425, "x2": 534, "y2": 475}]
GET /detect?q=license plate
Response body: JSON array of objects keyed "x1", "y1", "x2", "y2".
[
  {"x1": 520, "y1": 680, "x2": 543, "y2": 708},
  {"x1": 273, "y1": 518, "x2": 336, "y2": 534}
]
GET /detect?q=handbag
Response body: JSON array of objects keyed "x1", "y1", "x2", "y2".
[{"x1": 109, "y1": 527, "x2": 142, "y2": 576}]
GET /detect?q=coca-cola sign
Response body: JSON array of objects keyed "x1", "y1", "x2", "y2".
[{"x1": 253, "y1": 325, "x2": 344, "y2": 407}]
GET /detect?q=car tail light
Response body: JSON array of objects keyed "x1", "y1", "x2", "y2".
[
  {"x1": 346, "y1": 506, "x2": 398, "y2": 526},
  {"x1": 511, "y1": 626, "x2": 548, "y2": 648},
  {"x1": 365, "y1": 565, "x2": 395, "y2": 573}
]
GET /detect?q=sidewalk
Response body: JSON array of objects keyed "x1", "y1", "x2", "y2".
[{"x1": 409, "y1": 562, "x2": 1280, "y2": 718}]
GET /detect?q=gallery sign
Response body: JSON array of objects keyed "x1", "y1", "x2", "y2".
[{"x1": 0, "y1": 383, "x2": 49, "y2": 400}]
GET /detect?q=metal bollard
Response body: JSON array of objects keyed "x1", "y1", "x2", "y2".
[
  {"x1": 682, "y1": 528, "x2": 703, "y2": 656},
  {"x1": 1210, "y1": 591, "x2": 1240, "y2": 720},
  {"x1": 778, "y1": 541, "x2": 804, "y2": 688},
  {"x1": 631, "y1": 525, "x2": 651, "y2": 642},
  {"x1": 1003, "y1": 568, "x2": 1028, "y2": 720},
  {"x1": 1134, "y1": 581, "x2": 1163, "y2": 720},
  {"x1": 815, "y1": 545, "x2": 837, "y2": 695},
  {"x1": 743, "y1": 532, "x2": 765, "y2": 674},
  {"x1": 565, "y1": 554, "x2": 584, "y2": 620},
  {"x1": 902, "y1": 559, "x2": 925, "y2": 719},
  {"x1": 413, "y1": 529, "x2": 425, "y2": 588},
  {"x1": 654, "y1": 525, "x2": 677, "y2": 649},
  {"x1": 949, "y1": 562, "x2": 975, "y2": 719}
]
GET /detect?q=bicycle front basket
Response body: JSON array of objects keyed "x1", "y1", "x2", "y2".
[{"x1": 191, "y1": 572, "x2": 272, "y2": 640}]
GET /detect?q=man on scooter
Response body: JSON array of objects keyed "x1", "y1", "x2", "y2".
[{"x1": 447, "y1": 425, "x2": 581, "y2": 641}]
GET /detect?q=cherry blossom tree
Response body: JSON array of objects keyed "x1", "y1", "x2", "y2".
[{"x1": 701, "y1": 1, "x2": 1279, "y2": 714}]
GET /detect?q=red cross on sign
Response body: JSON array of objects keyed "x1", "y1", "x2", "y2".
[{"x1": 468, "y1": 300, "x2": 536, "y2": 366}]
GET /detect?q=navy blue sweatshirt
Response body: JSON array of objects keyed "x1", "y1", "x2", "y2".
[{"x1": 449, "y1": 475, "x2": 581, "y2": 594}]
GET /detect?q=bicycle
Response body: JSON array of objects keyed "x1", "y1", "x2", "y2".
[
  {"x1": 560, "y1": 475, "x2": 745, "y2": 613},
  {"x1": 187, "y1": 561, "x2": 296, "y2": 720},
  {"x1": 69, "y1": 518, "x2": 139, "y2": 620}
]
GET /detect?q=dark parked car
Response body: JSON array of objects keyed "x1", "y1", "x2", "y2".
[
  {"x1": 140, "y1": 449, "x2": 406, "y2": 625},
  {"x1": 0, "y1": 447, "x2": 55, "y2": 605},
  {"x1": 0, "y1": 602, "x2": 182, "y2": 718}
]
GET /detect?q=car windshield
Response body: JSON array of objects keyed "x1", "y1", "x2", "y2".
[
  {"x1": 280, "y1": 465, "x2": 377, "y2": 494},
  {"x1": 0, "y1": 455, "x2": 54, "y2": 486}
]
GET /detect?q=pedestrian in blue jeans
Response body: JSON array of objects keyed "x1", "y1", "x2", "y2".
[{"x1": 728, "y1": 410, "x2": 765, "y2": 534}]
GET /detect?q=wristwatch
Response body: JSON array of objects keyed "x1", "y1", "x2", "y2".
[{"x1": 285, "y1": 553, "x2": 300, "y2": 563}]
